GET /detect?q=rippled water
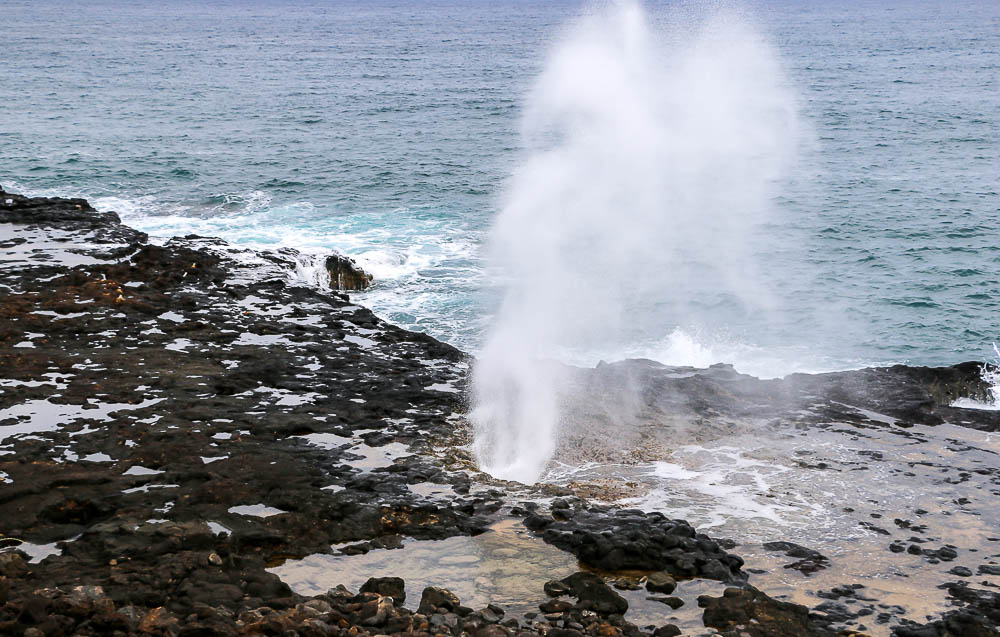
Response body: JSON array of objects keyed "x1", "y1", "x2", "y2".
[{"x1": 3, "y1": 0, "x2": 999, "y2": 374}]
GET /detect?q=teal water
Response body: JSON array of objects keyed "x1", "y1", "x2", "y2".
[{"x1": 4, "y1": 0, "x2": 999, "y2": 375}]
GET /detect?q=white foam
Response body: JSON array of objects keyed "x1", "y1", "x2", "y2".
[
  {"x1": 953, "y1": 397, "x2": 1000, "y2": 411},
  {"x1": 951, "y1": 345, "x2": 1000, "y2": 410}
]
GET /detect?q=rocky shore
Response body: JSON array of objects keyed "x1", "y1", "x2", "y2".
[{"x1": 1, "y1": 188, "x2": 998, "y2": 636}]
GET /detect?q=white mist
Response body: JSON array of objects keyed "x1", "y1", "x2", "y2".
[{"x1": 472, "y1": 1, "x2": 802, "y2": 484}]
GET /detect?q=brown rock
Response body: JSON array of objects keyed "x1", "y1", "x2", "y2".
[
  {"x1": 539, "y1": 599, "x2": 573, "y2": 613},
  {"x1": 360, "y1": 595, "x2": 394, "y2": 626},
  {"x1": 418, "y1": 586, "x2": 461, "y2": 615},
  {"x1": 0, "y1": 552, "x2": 28, "y2": 578},
  {"x1": 644, "y1": 572, "x2": 676, "y2": 594},
  {"x1": 139, "y1": 606, "x2": 180, "y2": 633},
  {"x1": 699, "y1": 585, "x2": 835, "y2": 636},
  {"x1": 360, "y1": 576, "x2": 406, "y2": 605},
  {"x1": 475, "y1": 625, "x2": 512, "y2": 637},
  {"x1": 325, "y1": 254, "x2": 373, "y2": 291}
]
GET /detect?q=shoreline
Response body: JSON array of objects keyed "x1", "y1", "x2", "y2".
[{"x1": 1, "y1": 187, "x2": 999, "y2": 637}]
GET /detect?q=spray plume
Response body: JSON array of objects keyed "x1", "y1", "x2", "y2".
[{"x1": 472, "y1": 1, "x2": 802, "y2": 483}]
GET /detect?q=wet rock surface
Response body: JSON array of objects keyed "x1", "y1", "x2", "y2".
[
  {"x1": 555, "y1": 358, "x2": 1000, "y2": 468},
  {"x1": 762, "y1": 541, "x2": 829, "y2": 576},
  {"x1": 0, "y1": 189, "x2": 493, "y2": 635},
  {"x1": 325, "y1": 254, "x2": 373, "y2": 291},
  {"x1": 2, "y1": 188, "x2": 1000, "y2": 637},
  {"x1": 523, "y1": 504, "x2": 745, "y2": 581},
  {"x1": 699, "y1": 585, "x2": 838, "y2": 637}
]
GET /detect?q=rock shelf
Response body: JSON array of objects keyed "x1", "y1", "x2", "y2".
[{"x1": 1, "y1": 188, "x2": 998, "y2": 636}]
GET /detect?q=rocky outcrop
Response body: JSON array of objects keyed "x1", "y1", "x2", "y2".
[
  {"x1": 0, "y1": 188, "x2": 492, "y2": 635},
  {"x1": 544, "y1": 572, "x2": 629, "y2": 616},
  {"x1": 325, "y1": 253, "x2": 373, "y2": 291},
  {"x1": 523, "y1": 501, "x2": 745, "y2": 581},
  {"x1": 892, "y1": 583, "x2": 1000, "y2": 637},
  {"x1": 0, "y1": 188, "x2": 758, "y2": 637},
  {"x1": 699, "y1": 586, "x2": 838, "y2": 637},
  {"x1": 3, "y1": 187, "x2": 1000, "y2": 637}
]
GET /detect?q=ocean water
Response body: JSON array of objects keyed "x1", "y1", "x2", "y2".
[{"x1": 4, "y1": 0, "x2": 1000, "y2": 376}]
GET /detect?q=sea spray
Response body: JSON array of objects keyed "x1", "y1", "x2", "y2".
[
  {"x1": 951, "y1": 343, "x2": 1000, "y2": 411},
  {"x1": 471, "y1": 1, "x2": 802, "y2": 483}
]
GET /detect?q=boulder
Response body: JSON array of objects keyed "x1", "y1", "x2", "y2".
[
  {"x1": 644, "y1": 572, "x2": 676, "y2": 594},
  {"x1": 325, "y1": 254, "x2": 373, "y2": 291},
  {"x1": 418, "y1": 586, "x2": 461, "y2": 615},
  {"x1": 558, "y1": 572, "x2": 628, "y2": 616},
  {"x1": 360, "y1": 576, "x2": 405, "y2": 605},
  {"x1": 699, "y1": 586, "x2": 835, "y2": 637}
]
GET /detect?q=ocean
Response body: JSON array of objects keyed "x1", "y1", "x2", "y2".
[{"x1": 4, "y1": 0, "x2": 999, "y2": 377}]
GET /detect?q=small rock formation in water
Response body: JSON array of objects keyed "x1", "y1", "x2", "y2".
[
  {"x1": 326, "y1": 253, "x2": 373, "y2": 290},
  {"x1": 524, "y1": 501, "x2": 745, "y2": 582}
]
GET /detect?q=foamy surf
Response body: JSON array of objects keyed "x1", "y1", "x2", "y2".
[
  {"x1": 82, "y1": 191, "x2": 491, "y2": 348},
  {"x1": 950, "y1": 343, "x2": 1000, "y2": 410},
  {"x1": 550, "y1": 327, "x2": 869, "y2": 380}
]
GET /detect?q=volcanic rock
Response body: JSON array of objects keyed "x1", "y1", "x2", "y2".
[{"x1": 325, "y1": 253, "x2": 373, "y2": 291}]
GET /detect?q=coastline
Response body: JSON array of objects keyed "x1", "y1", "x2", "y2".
[{"x1": 1, "y1": 188, "x2": 999, "y2": 637}]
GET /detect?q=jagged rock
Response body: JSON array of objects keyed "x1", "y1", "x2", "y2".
[
  {"x1": 762, "y1": 540, "x2": 830, "y2": 575},
  {"x1": 325, "y1": 253, "x2": 373, "y2": 291},
  {"x1": 650, "y1": 596, "x2": 683, "y2": 610},
  {"x1": 525, "y1": 507, "x2": 744, "y2": 580},
  {"x1": 544, "y1": 579, "x2": 572, "y2": 597},
  {"x1": 359, "y1": 595, "x2": 394, "y2": 626},
  {"x1": 644, "y1": 572, "x2": 676, "y2": 594},
  {"x1": 557, "y1": 572, "x2": 628, "y2": 616},
  {"x1": 480, "y1": 604, "x2": 504, "y2": 623},
  {"x1": 894, "y1": 584, "x2": 1000, "y2": 637},
  {"x1": 475, "y1": 626, "x2": 512, "y2": 637},
  {"x1": 360, "y1": 576, "x2": 406, "y2": 605},
  {"x1": 4, "y1": 185, "x2": 999, "y2": 637},
  {"x1": 540, "y1": 598, "x2": 573, "y2": 613},
  {"x1": 699, "y1": 586, "x2": 836, "y2": 636},
  {"x1": 0, "y1": 553, "x2": 29, "y2": 578},
  {"x1": 418, "y1": 586, "x2": 462, "y2": 615},
  {"x1": 138, "y1": 606, "x2": 180, "y2": 633}
]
